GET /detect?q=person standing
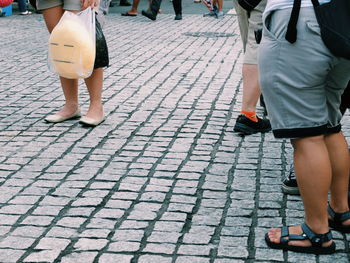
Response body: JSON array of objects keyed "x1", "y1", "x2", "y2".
[
  {"x1": 18, "y1": 0, "x2": 32, "y2": 15},
  {"x1": 232, "y1": 0, "x2": 271, "y2": 135},
  {"x1": 259, "y1": 0, "x2": 350, "y2": 254},
  {"x1": 141, "y1": 0, "x2": 182, "y2": 20},
  {"x1": 37, "y1": 0, "x2": 106, "y2": 127}
]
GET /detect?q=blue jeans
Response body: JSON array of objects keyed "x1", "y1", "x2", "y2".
[{"x1": 18, "y1": 0, "x2": 28, "y2": 12}]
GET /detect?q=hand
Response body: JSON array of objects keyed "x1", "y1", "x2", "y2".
[{"x1": 81, "y1": 0, "x2": 99, "y2": 9}]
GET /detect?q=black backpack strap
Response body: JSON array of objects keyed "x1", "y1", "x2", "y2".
[{"x1": 285, "y1": 0, "x2": 302, "y2": 43}]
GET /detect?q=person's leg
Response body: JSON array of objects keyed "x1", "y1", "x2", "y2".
[
  {"x1": 215, "y1": 0, "x2": 223, "y2": 17},
  {"x1": 123, "y1": 0, "x2": 141, "y2": 14},
  {"x1": 241, "y1": 64, "x2": 260, "y2": 112},
  {"x1": 172, "y1": 0, "x2": 181, "y2": 15},
  {"x1": 142, "y1": 0, "x2": 162, "y2": 19},
  {"x1": 83, "y1": 68, "x2": 104, "y2": 121},
  {"x1": 42, "y1": 6, "x2": 80, "y2": 119},
  {"x1": 18, "y1": 0, "x2": 28, "y2": 13},
  {"x1": 233, "y1": 0, "x2": 270, "y2": 135},
  {"x1": 267, "y1": 134, "x2": 349, "y2": 249},
  {"x1": 327, "y1": 132, "x2": 350, "y2": 215}
]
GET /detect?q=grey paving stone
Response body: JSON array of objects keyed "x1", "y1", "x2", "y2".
[
  {"x1": 112, "y1": 229, "x2": 144, "y2": 241},
  {"x1": 11, "y1": 226, "x2": 46, "y2": 238},
  {"x1": 74, "y1": 238, "x2": 108, "y2": 250},
  {"x1": 35, "y1": 237, "x2": 71, "y2": 250},
  {"x1": 175, "y1": 256, "x2": 210, "y2": 263},
  {"x1": 0, "y1": 236, "x2": 36, "y2": 249},
  {"x1": 138, "y1": 255, "x2": 172, "y2": 263},
  {"x1": 177, "y1": 244, "x2": 212, "y2": 256},
  {"x1": 0, "y1": 249, "x2": 26, "y2": 262},
  {"x1": 60, "y1": 252, "x2": 98, "y2": 263},
  {"x1": 0, "y1": 215, "x2": 20, "y2": 225},
  {"x1": 23, "y1": 250, "x2": 62, "y2": 262},
  {"x1": 98, "y1": 253, "x2": 133, "y2": 263},
  {"x1": 108, "y1": 241, "x2": 140, "y2": 252}
]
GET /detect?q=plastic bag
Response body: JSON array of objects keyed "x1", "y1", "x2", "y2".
[
  {"x1": 94, "y1": 17, "x2": 109, "y2": 69},
  {"x1": 48, "y1": 8, "x2": 96, "y2": 79}
]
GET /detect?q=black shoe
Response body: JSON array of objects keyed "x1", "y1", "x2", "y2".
[
  {"x1": 282, "y1": 164, "x2": 300, "y2": 195},
  {"x1": 174, "y1": 14, "x2": 182, "y2": 20},
  {"x1": 142, "y1": 10, "x2": 157, "y2": 20},
  {"x1": 233, "y1": 114, "x2": 271, "y2": 135},
  {"x1": 120, "y1": 0, "x2": 132, "y2": 6}
]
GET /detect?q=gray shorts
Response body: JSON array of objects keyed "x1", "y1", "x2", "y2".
[
  {"x1": 233, "y1": 0, "x2": 266, "y2": 64},
  {"x1": 258, "y1": 7, "x2": 350, "y2": 139},
  {"x1": 36, "y1": 0, "x2": 81, "y2": 11}
]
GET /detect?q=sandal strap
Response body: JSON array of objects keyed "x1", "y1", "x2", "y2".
[
  {"x1": 280, "y1": 226, "x2": 308, "y2": 244},
  {"x1": 301, "y1": 223, "x2": 333, "y2": 247},
  {"x1": 328, "y1": 205, "x2": 350, "y2": 223}
]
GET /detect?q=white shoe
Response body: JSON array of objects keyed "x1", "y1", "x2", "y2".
[
  {"x1": 79, "y1": 116, "x2": 106, "y2": 127},
  {"x1": 45, "y1": 109, "x2": 81, "y2": 123}
]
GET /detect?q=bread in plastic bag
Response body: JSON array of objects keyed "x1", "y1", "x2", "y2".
[{"x1": 48, "y1": 8, "x2": 96, "y2": 79}]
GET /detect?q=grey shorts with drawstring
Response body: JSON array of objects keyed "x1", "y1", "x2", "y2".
[{"x1": 258, "y1": 7, "x2": 350, "y2": 139}]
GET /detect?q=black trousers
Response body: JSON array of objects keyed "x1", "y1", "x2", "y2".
[{"x1": 150, "y1": 0, "x2": 182, "y2": 15}]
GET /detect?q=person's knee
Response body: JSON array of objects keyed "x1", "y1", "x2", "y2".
[{"x1": 291, "y1": 135, "x2": 325, "y2": 150}]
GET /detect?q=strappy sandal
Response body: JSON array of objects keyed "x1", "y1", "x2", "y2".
[
  {"x1": 328, "y1": 205, "x2": 350, "y2": 233},
  {"x1": 265, "y1": 223, "x2": 336, "y2": 254}
]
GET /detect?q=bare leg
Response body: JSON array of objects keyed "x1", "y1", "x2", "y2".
[
  {"x1": 327, "y1": 133, "x2": 350, "y2": 214},
  {"x1": 42, "y1": 6, "x2": 79, "y2": 117},
  {"x1": 83, "y1": 68, "x2": 104, "y2": 120},
  {"x1": 267, "y1": 133, "x2": 350, "y2": 248},
  {"x1": 241, "y1": 64, "x2": 260, "y2": 112},
  {"x1": 126, "y1": 0, "x2": 140, "y2": 14},
  {"x1": 216, "y1": 0, "x2": 223, "y2": 11}
]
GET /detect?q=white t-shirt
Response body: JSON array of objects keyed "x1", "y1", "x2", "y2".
[{"x1": 265, "y1": 0, "x2": 331, "y2": 13}]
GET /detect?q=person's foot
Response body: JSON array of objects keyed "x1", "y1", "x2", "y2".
[
  {"x1": 282, "y1": 164, "x2": 300, "y2": 195},
  {"x1": 45, "y1": 106, "x2": 81, "y2": 123},
  {"x1": 121, "y1": 11, "x2": 137, "y2": 16},
  {"x1": 234, "y1": 114, "x2": 271, "y2": 135},
  {"x1": 80, "y1": 105, "x2": 105, "y2": 127},
  {"x1": 142, "y1": 10, "x2": 157, "y2": 21},
  {"x1": 174, "y1": 14, "x2": 182, "y2": 20},
  {"x1": 119, "y1": 0, "x2": 132, "y2": 6},
  {"x1": 19, "y1": 11, "x2": 32, "y2": 15},
  {"x1": 266, "y1": 225, "x2": 334, "y2": 252},
  {"x1": 203, "y1": 10, "x2": 215, "y2": 17},
  {"x1": 215, "y1": 10, "x2": 224, "y2": 18}
]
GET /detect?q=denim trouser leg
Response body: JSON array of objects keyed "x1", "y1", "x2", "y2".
[
  {"x1": 150, "y1": 0, "x2": 162, "y2": 15},
  {"x1": 172, "y1": 0, "x2": 182, "y2": 15},
  {"x1": 18, "y1": 0, "x2": 27, "y2": 12}
]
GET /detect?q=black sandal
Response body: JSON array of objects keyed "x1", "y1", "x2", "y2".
[
  {"x1": 265, "y1": 223, "x2": 336, "y2": 254},
  {"x1": 328, "y1": 205, "x2": 350, "y2": 233}
]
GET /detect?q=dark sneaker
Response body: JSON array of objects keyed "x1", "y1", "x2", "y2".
[
  {"x1": 174, "y1": 14, "x2": 182, "y2": 20},
  {"x1": 282, "y1": 164, "x2": 300, "y2": 195},
  {"x1": 233, "y1": 114, "x2": 271, "y2": 135},
  {"x1": 142, "y1": 10, "x2": 157, "y2": 21}
]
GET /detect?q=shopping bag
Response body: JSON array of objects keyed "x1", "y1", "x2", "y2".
[
  {"x1": 94, "y1": 17, "x2": 109, "y2": 69},
  {"x1": 48, "y1": 8, "x2": 96, "y2": 79}
]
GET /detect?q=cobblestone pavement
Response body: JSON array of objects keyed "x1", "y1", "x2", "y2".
[{"x1": 0, "y1": 10, "x2": 350, "y2": 263}]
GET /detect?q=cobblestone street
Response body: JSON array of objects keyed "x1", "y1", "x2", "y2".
[{"x1": 0, "y1": 7, "x2": 349, "y2": 263}]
